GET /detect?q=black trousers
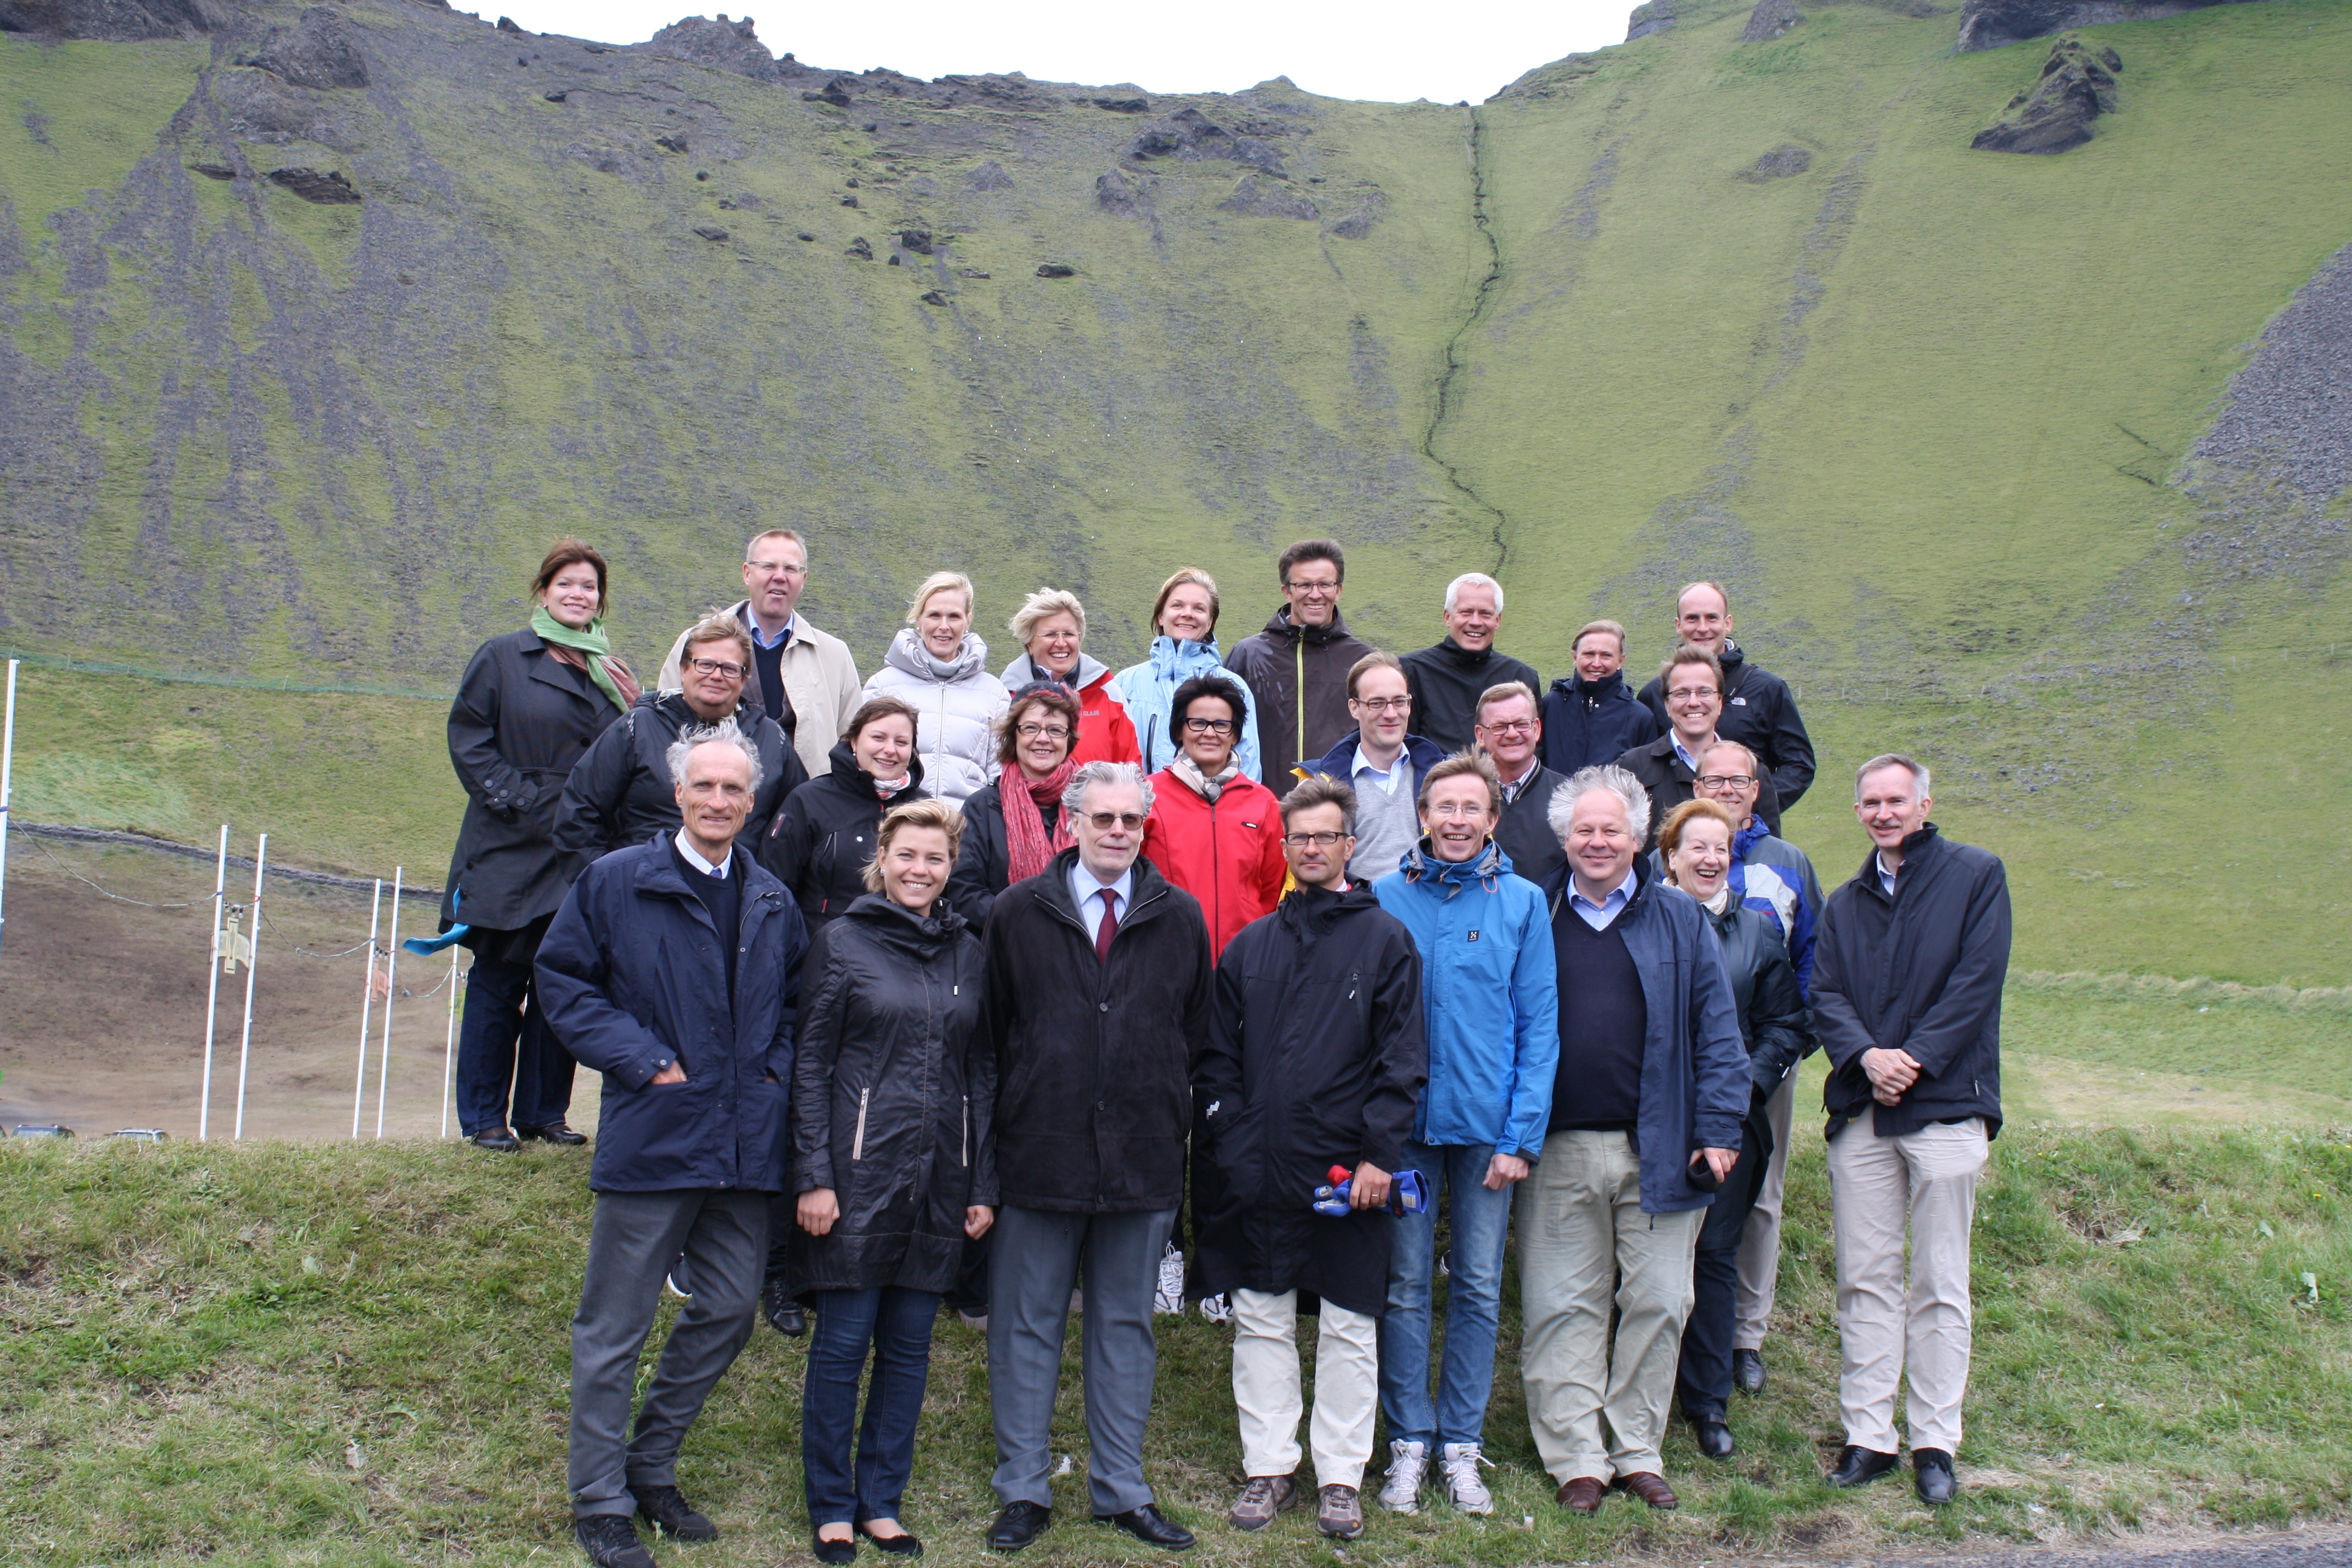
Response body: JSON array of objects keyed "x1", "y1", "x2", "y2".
[{"x1": 1674, "y1": 1108, "x2": 1772, "y2": 1422}]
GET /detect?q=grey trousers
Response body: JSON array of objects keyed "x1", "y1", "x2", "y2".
[
  {"x1": 569, "y1": 1189, "x2": 769, "y2": 1518},
  {"x1": 1734, "y1": 1073, "x2": 1798, "y2": 1351},
  {"x1": 988, "y1": 1204, "x2": 1176, "y2": 1515}
]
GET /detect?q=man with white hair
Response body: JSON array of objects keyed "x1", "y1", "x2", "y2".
[
  {"x1": 1812, "y1": 755, "x2": 2010, "y2": 1507},
  {"x1": 537, "y1": 723, "x2": 811, "y2": 1568},
  {"x1": 1400, "y1": 572, "x2": 1541, "y2": 756},
  {"x1": 1635, "y1": 581, "x2": 1814, "y2": 811},
  {"x1": 1520, "y1": 765, "x2": 1746, "y2": 1518},
  {"x1": 980, "y1": 761, "x2": 1215, "y2": 1553},
  {"x1": 656, "y1": 529, "x2": 864, "y2": 780}
]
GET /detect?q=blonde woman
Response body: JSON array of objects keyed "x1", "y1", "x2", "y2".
[
  {"x1": 1108, "y1": 567, "x2": 1263, "y2": 779},
  {"x1": 861, "y1": 572, "x2": 1010, "y2": 806}
]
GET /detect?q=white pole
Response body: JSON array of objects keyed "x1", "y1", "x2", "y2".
[
  {"x1": 0, "y1": 658, "x2": 17, "y2": 967},
  {"x1": 352, "y1": 879, "x2": 381, "y2": 1138},
  {"x1": 197, "y1": 825, "x2": 229, "y2": 1143},
  {"x1": 440, "y1": 947, "x2": 461, "y2": 1138},
  {"x1": 376, "y1": 868, "x2": 402, "y2": 1138},
  {"x1": 232, "y1": 834, "x2": 267, "y2": 1141}
]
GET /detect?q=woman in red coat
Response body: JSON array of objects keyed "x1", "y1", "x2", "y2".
[
  {"x1": 999, "y1": 587, "x2": 1141, "y2": 766},
  {"x1": 1143, "y1": 675, "x2": 1286, "y2": 960}
]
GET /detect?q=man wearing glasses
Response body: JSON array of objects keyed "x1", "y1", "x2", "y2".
[
  {"x1": 1690, "y1": 739, "x2": 1821, "y2": 1399},
  {"x1": 657, "y1": 529, "x2": 864, "y2": 781},
  {"x1": 561, "y1": 611, "x2": 805, "y2": 861},
  {"x1": 1372, "y1": 754, "x2": 1558, "y2": 1518},
  {"x1": 1633, "y1": 583, "x2": 1815, "y2": 813},
  {"x1": 1302, "y1": 652, "x2": 1446, "y2": 886},
  {"x1": 1224, "y1": 538, "x2": 1374, "y2": 783},
  {"x1": 1616, "y1": 647, "x2": 1782, "y2": 846},
  {"x1": 1473, "y1": 681, "x2": 1569, "y2": 889},
  {"x1": 980, "y1": 761, "x2": 1215, "y2": 1553}
]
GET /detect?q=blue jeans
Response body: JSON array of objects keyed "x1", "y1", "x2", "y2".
[
  {"x1": 802, "y1": 1286, "x2": 941, "y2": 1527},
  {"x1": 1379, "y1": 1142, "x2": 1515, "y2": 1448},
  {"x1": 455, "y1": 953, "x2": 573, "y2": 1134}
]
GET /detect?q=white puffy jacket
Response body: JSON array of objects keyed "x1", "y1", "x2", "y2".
[{"x1": 861, "y1": 629, "x2": 1009, "y2": 806}]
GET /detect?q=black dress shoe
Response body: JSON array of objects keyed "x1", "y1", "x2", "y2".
[
  {"x1": 761, "y1": 1275, "x2": 808, "y2": 1337},
  {"x1": 1095, "y1": 1504, "x2": 1195, "y2": 1550},
  {"x1": 811, "y1": 1527, "x2": 857, "y2": 1565},
  {"x1": 467, "y1": 1128, "x2": 521, "y2": 1152},
  {"x1": 1733, "y1": 1348, "x2": 1766, "y2": 1394},
  {"x1": 1826, "y1": 1445, "x2": 1901, "y2": 1488},
  {"x1": 633, "y1": 1483, "x2": 716, "y2": 1541},
  {"x1": 1913, "y1": 1448, "x2": 1958, "y2": 1505},
  {"x1": 575, "y1": 1515, "x2": 655, "y2": 1568},
  {"x1": 859, "y1": 1520, "x2": 924, "y2": 1556},
  {"x1": 988, "y1": 1500, "x2": 1050, "y2": 1551},
  {"x1": 519, "y1": 1121, "x2": 589, "y2": 1145},
  {"x1": 1690, "y1": 1415, "x2": 1736, "y2": 1459}
]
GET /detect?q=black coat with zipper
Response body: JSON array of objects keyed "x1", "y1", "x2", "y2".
[
  {"x1": 554, "y1": 689, "x2": 806, "y2": 863},
  {"x1": 1703, "y1": 897, "x2": 1814, "y2": 1100},
  {"x1": 1399, "y1": 637, "x2": 1542, "y2": 756},
  {"x1": 946, "y1": 779, "x2": 1060, "y2": 934},
  {"x1": 1618, "y1": 730, "x2": 1785, "y2": 842},
  {"x1": 1812, "y1": 825, "x2": 2011, "y2": 1141},
  {"x1": 759, "y1": 743, "x2": 927, "y2": 932},
  {"x1": 1192, "y1": 883, "x2": 1426, "y2": 1316},
  {"x1": 1540, "y1": 670, "x2": 1661, "y2": 778},
  {"x1": 440, "y1": 628, "x2": 624, "y2": 935},
  {"x1": 1636, "y1": 643, "x2": 1817, "y2": 809},
  {"x1": 785, "y1": 893, "x2": 994, "y2": 1295},
  {"x1": 982, "y1": 848, "x2": 1214, "y2": 1214},
  {"x1": 1223, "y1": 606, "x2": 1376, "y2": 785}
]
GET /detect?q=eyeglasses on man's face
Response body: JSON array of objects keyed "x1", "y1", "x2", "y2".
[
  {"x1": 1666, "y1": 685, "x2": 1720, "y2": 704},
  {"x1": 1084, "y1": 811, "x2": 1148, "y2": 831},
  {"x1": 1283, "y1": 577, "x2": 1341, "y2": 596},
  {"x1": 1181, "y1": 717, "x2": 1236, "y2": 735},
  {"x1": 1424, "y1": 800, "x2": 1489, "y2": 820},
  {"x1": 1478, "y1": 718, "x2": 1535, "y2": 736},
  {"x1": 1282, "y1": 829, "x2": 1348, "y2": 848},
  {"x1": 688, "y1": 658, "x2": 748, "y2": 680},
  {"x1": 1352, "y1": 695, "x2": 1410, "y2": 714},
  {"x1": 1696, "y1": 773, "x2": 1757, "y2": 791}
]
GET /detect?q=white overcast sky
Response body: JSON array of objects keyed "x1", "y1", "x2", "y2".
[{"x1": 493, "y1": 0, "x2": 1636, "y2": 104}]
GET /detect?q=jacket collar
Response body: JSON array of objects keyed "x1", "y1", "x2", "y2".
[
  {"x1": 825, "y1": 740, "x2": 924, "y2": 798},
  {"x1": 1279, "y1": 879, "x2": 1381, "y2": 933},
  {"x1": 1001, "y1": 650, "x2": 1110, "y2": 691},
  {"x1": 841, "y1": 889, "x2": 970, "y2": 950},
  {"x1": 1036, "y1": 844, "x2": 1173, "y2": 927},
  {"x1": 1309, "y1": 730, "x2": 1446, "y2": 780},
  {"x1": 1554, "y1": 669, "x2": 1627, "y2": 701},
  {"x1": 884, "y1": 626, "x2": 987, "y2": 684},
  {"x1": 1852, "y1": 822, "x2": 1944, "y2": 901},
  {"x1": 626, "y1": 833, "x2": 779, "y2": 920},
  {"x1": 1148, "y1": 635, "x2": 1224, "y2": 675},
  {"x1": 1427, "y1": 635, "x2": 1498, "y2": 670},
  {"x1": 1261, "y1": 605, "x2": 1354, "y2": 647},
  {"x1": 1399, "y1": 835, "x2": 1512, "y2": 890}
]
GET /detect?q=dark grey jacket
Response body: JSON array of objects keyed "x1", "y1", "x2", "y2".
[
  {"x1": 1812, "y1": 825, "x2": 2011, "y2": 1140},
  {"x1": 758, "y1": 743, "x2": 926, "y2": 932},
  {"x1": 440, "y1": 629, "x2": 624, "y2": 933},
  {"x1": 1399, "y1": 638, "x2": 1541, "y2": 756},
  {"x1": 1636, "y1": 643, "x2": 1815, "y2": 809},
  {"x1": 1700, "y1": 897, "x2": 1814, "y2": 1098},
  {"x1": 1617, "y1": 730, "x2": 1785, "y2": 842},
  {"x1": 1495, "y1": 763, "x2": 1569, "y2": 890},
  {"x1": 554, "y1": 690, "x2": 806, "y2": 863}
]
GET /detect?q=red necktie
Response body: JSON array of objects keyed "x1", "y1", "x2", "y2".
[{"x1": 1095, "y1": 887, "x2": 1120, "y2": 964}]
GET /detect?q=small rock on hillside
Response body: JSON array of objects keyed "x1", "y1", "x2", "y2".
[
  {"x1": 967, "y1": 160, "x2": 1014, "y2": 191},
  {"x1": 1128, "y1": 108, "x2": 1287, "y2": 178},
  {"x1": 1036, "y1": 263, "x2": 1075, "y2": 278},
  {"x1": 1217, "y1": 175, "x2": 1318, "y2": 220},
  {"x1": 1956, "y1": 0, "x2": 2259, "y2": 51},
  {"x1": 240, "y1": 5, "x2": 370, "y2": 88},
  {"x1": 1972, "y1": 36, "x2": 2120, "y2": 153},
  {"x1": 1741, "y1": 0, "x2": 1804, "y2": 39},
  {"x1": 1738, "y1": 143, "x2": 1813, "y2": 180},
  {"x1": 266, "y1": 166, "x2": 361, "y2": 203},
  {"x1": 1095, "y1": 171, "x2": 1141, "y2": 217}
]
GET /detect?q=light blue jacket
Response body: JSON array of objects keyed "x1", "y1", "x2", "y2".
[
  {"x1": 1108, "y1": 636, "x2": 1263, "y2": 781},
  {"x1": 1374, "y1": 839, "x2": 1559, "y2": 1159}
]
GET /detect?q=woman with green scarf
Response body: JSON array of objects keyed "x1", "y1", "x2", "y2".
[{"x1": 440, "y1": 539, "x2": 641, "y2": 1152}]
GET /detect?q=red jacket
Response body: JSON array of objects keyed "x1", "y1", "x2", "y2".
[
  {"x1": 1143, "y1": 769, "x2": 1287, "y2": 959},
  {"x1": 1002, "y1": 653, "x2": 1140, "y2": 768}
]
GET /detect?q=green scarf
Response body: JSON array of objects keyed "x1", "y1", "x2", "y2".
[{"x1": 531, "y1": 607, "x2": 632, "y2": 712}]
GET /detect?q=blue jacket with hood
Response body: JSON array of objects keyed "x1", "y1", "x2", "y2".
[
  {"x1": 1109, "y1": 635, "x2": 1263, "y2": 781},
  {"x1": 1373, "y1": 838, "x2": 1558, "y2": 1159}
]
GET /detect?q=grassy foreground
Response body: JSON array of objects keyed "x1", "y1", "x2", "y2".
[{"x1": 2, "y1": 1108, "x2": 2347, "y2": 1566}]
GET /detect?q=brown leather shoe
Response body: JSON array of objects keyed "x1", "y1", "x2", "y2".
[
  {"x1": 1557, "y1": 1477, "x2": 1606, "y2": 1514},
  {"x1": 1612, "y1": 1472, "x2": 1679, "y2": 1510}
]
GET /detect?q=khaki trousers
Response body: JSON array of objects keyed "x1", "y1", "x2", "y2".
[
  {"x1": 1232, "y1": 1289, "x2": 1380, "y2": 1489},
  {"x1": 1517, "y1": 1131, "x2": 1704, "y2": 1485},
  {"x1": 1734, "y1": 1073, "x2": 1798, "y2": 1350},
  {"x1": 1827, "y1": 1117, "x2": 1989, "y2": 1455}
]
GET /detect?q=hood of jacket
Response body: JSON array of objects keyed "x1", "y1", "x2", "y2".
[
  {"x1": 1551, "y1": 669, "x2": 1631, "y2": 702},
  {"x1": 1732, "y1": 815, "x2": 1774, "y2": 860},
  {"x1": 1257, "y1": 604, "x2": 1357, "y2": 648},
  {"x1": 1146, "y1": 634, "x2": 1226, "y2": 678},
  {"x1": 1279, "y1": 878, "x2": 1385, "y2": 935},
  {"x1": 884, "y1": 626, "x2": 988, "y2": 685},
  {"x1": 1001, "y1": 648, "x2": 1112, "y2": 693},
  {"x1": 1397, "y1": 834, "x2": 1512, "y2": 890},
  {"x1": 838, "y1": 888, "x2": 970, "y2": 955},
  {"x1": 824, "y1": 739, "x2": 926, "y2": 800},
  {"x1": 1308, "y1": 730, "x2": 1448, "y2": 784}
]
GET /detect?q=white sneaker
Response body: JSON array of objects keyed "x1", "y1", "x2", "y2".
[
  {"x1": 1440, "y1": 1443, "x2": 1494, "y2": 1514},
  {"x1": 1155, "y1": 1244, "x2": 1185, "y2": 1314},
  {"x1": 1199, "y1": 1292, "x2": 1235, "y2": 1325},
  {"x1": 1377, "y1": 1439, "x2": 1428, "y2": 1515}
]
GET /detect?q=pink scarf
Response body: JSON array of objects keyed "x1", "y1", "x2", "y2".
[{"x1": 1004, "y1": 757, "x2": 1078, "y2": 883}]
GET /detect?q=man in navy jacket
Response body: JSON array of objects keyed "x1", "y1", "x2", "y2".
[
  {"x1": 1809, "y1": 754, "x2": 2010, "y2": 1509},
  {"x1": 538, "y1": 721, "x2": 809, "y2": 1568}
]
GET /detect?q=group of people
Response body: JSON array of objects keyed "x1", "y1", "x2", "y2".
[{"x1": 435, "y1": 534, "x2": 2011, "y2": 1568}]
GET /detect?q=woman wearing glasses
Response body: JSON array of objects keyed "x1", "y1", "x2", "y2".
[
  {"x1": 556, "y1": 608, "x2": 806, "y2": 862},
  {"x1": 998, "y1": 587, "x2": 1140, "y2": 766},
  {"x1": 862, "y1": 571, "x2": 1010, "y2": 806},
  {"x1": 1142, "y1": 675, "x2": 1287, "y2": 960},
  {"x1": 949, "y1": 683, "x2": 1083, "y2": 932}
]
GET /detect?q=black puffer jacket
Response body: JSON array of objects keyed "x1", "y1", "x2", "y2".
[
  {"x1": 786, "y1": 895, "x2": 994, "y2": 1295},
  {"x1": 1192, "y1": 884, "x2": 1426, "y2": 1316},
  {"x1": 1813, "y1": 825, "x2": 2011, "y2": 1140},
  {"x1": 983, "y1": 849, "x2": 1214, "y2": 1214},
  {"x1": 1700, "y1": 897, "x2": 1814, "y2": 1099},
  {"x1": 946, "y1": 778, "x2": 1062, "y2": 933},
  {"x1": 759, "y1": 743, "x2": 927, "y2": 931},
  {"x1": 554, "y1": 690, "x2": 806, "y2": 862},
  {"x1": 1636, "y1": 644, "x2": 1816, "y2": 809}
]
